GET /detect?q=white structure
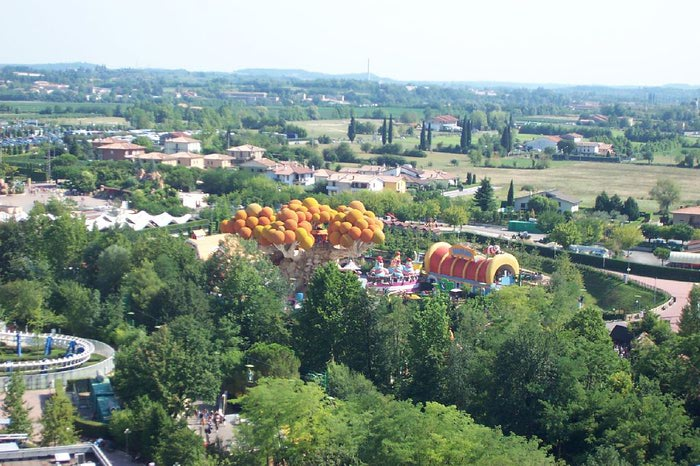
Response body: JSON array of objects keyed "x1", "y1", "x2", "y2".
[
  {"x1": 164, "y1": 136, "x2": 201, "y2": 154},
  {"x1": 227, "y1": 144, "x2": 266, "y2": 162},
  {"x1": 513, "y1": 190, "x2": 580, "y2": 214},
  {"x1": 574, "y1": 141, "x2": 614, "y2": 156},
  {"x1": 525, "y1": 136, "x2": 560, "y2": 152},
  {"x1": 269, "y1": 161, "x2": 315, "y2": 186},
  {"x1": 326, "y1": 173, "x2": 384, "y2": 194}
]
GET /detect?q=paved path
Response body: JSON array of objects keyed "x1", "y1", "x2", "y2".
[{"x1": 629, "y1": 274, "x2": 694, "y2": 331}]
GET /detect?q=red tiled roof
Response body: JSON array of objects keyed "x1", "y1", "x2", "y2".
[
  {"x1": 98, "y1": 142, "x2": 146, "y2": 150},
  {"x1": 672, "y1": 206, "x2": 700, "y2": 215}
]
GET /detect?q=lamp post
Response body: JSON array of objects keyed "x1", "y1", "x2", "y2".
[
  {"x1": 625, "y1": 264, "x2": 631, "y2": 284},
  {"x1": 124, "y1": 428, "x2": 131, "y2": 457},
  {"x1": 245, "y1": 364, "x2": 255, "y2": 386}
]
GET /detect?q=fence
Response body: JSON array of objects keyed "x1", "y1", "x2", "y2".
[{"x1": 0, "y1": 338, "x2": 115, "y2": 392}]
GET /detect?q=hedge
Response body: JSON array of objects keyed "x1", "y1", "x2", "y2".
[{"x1": 75, "y1": 418, "x2": 111, "y2": 440}]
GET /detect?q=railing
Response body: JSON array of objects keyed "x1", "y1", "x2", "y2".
[
  {"x1": 0, "y1": 332, "x2": 94, "y2": 375},
  {"x1": 0, "y1": 337, "x2": 114, "y2": 392}
]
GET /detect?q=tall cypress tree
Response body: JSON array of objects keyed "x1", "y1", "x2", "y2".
[
  {"x1": 427, "y1": 124, "x2": 432, "y2": 150},
  {"x1": 460, "y1": 116, "x2": 468, "y2": 153},
  {"x1": 381, "y1": 117, "x2": 387, "y2": 145},
  {"x1": 467, "y1": 119, "x2": 472, "y2": 147},
  {"x1": 507, "y1": 179, "x2": 514, "y2": 207},
  {"x1": 500, "y1": 124, "x2": 512, "y2": 154},
  {"x1": 388, "y1": 115, "x2": 394, "y2": 144},
  {"x1": 419, "y1": 121, "x2": 426, "y2": 150},
  {"x1": 348, "y1": 116, "x2": 356, "y2": 142}
]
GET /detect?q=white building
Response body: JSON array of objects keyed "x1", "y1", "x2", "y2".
[
  {"x1": 513, "y1": 190, "x2": 580, "y2": 214},
  {"x1": 164, "y1": 136, "x2": 201, "y2": 154},
  {"x1": 326, "y1": 173, "x2": 384, "y2": 194}
]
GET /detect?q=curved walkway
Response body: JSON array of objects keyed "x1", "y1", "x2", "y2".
[{"x1": 628, "y1": 274, "x2": 694, "y2": 331}]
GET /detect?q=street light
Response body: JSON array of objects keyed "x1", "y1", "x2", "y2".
[
  {"x1": 625, "y1": 264, "x2": 631, "y2": 284},
  {"x1": 124, "y1": 428, "x2": 131, "y2": 457}
]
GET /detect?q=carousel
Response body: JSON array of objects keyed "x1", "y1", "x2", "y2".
[{"x1": 364, "y1": 251, "x2": 421, "y2": 294}]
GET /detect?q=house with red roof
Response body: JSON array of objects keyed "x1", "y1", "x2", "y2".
[{"x1": 97, "y1": 142, "x2": 146, "y2": 161}]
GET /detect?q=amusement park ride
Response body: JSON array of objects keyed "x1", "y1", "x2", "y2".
[{"x1": 222, "y1": 198, "x2": 520, "y2": 296}]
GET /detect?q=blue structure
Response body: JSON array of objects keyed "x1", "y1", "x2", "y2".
[
  {"x1": 64, "y1": 340, "x2": 76, "y2": 357},
  {"x1": 15, "y1": 332, "x2": 21, "y2": 357},
  {"x1": 44, "y1": 336, "x2": 53, "y2": 356}
]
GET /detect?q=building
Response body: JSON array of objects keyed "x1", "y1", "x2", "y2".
[
  {"x1": 169, "y1": 151, "x2": 204, "y2": 168},
  {"x1": 524, "y1": 136, "x2": 561, "y2": 152},
  {"x1": 561, "y1": 133, "x2": 584, "y2": 143},
  {"x1": 671, "y1": 206, "x2": 700, "y2": 227},
  {"x1": 126, "y1": 151, "x2": 178, "y2": 166},
  {"x1": 428, "y1": 115, "x2": 460, "y2": 132},
  {"x1": 326, "y1": 173, "x2": 384, "y2": 194},
  {"x1": 377, "y1": 175, "x2": 407, "y2": 193},
  {"x1": 91, "y1": 136, "x2": 124, "y2": 149},
  {"x1": 239, "y1": 157, "x2": 278, "y2": 174},
  {"x1": 0, "y1": 443, "x2": 111, "y2": 465},
  {"x1": 97, "y1": 142, "x2": 146, "y2": 161},
  {"x1": 575, "y1": 141, "x2": 615, "y2": 156},
  {"x1": 227, "y1": 144, "x2": 266, "y2": 163},
  {"x1": 513, "y1": 190, "x2": 581, "y2": 213},
  {"x1": 203, "y1": 153, "x2": 235, "y2": 169},
  {"x1": 164, "y1": 136, "x2": 201, "y2": 154},
  {"x1": 312, "y1": 168, "x2": 338, "y2": 184},
  {"x1": 270, "y1": 161, "x2": 315, "y2": 186},
  {"x1": 382, "y1": 164, "x2": 458, "y2": 188},
  {"x1": 339, "y1": 165, "x2": 386, "y2": 176}
]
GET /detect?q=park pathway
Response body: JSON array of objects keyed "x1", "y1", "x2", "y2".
[{"x1": 628, "y1": 274, "x2": 695, "y2": 331}]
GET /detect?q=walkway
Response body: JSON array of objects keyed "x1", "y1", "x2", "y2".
[{"x1": 629, "y1": 274, "x2": 694, "y2": 331}]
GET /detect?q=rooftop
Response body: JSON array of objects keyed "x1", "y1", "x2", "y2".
[
  {"x1": 672, "y1": 205, "x2": 700, "y2": 215},
  {"x1": 97, "y1": 142, "x2": 145, "y2": 150}
]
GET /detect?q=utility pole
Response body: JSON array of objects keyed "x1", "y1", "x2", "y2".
[{"x1": 46, "y1": 145, "x2": 52, "y2": 182}]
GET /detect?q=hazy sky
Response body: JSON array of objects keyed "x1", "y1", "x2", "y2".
[{"x1": 3, "y1": 0, "x2": 698, "y2": 86}]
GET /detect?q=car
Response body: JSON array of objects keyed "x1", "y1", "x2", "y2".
[{"x1": 518, "y1": 231, "x2": 531, "y2": 239}]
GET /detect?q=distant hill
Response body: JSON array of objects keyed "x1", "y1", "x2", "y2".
[
  {"x1": 234, "y1": 68, "x2": 392, "y2": 82},
  {"x1": 4, "y1": 62, "x2": 101, "y2": 71}
]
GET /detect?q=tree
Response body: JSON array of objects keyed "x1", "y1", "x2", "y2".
[
  {"x1": 622, "y1": 196, "x2": 640, "y2": 221},
  {"x1": 95, "y1": 244, "x2": 132, "y2": 296},
  {"x1": 381, "y1": 117, "x2": 387, "y2": 145},
  {"x1": 642, "y1": 148, "x2": 654, "y2": 164},
  {"x1": 155, "y1": 426, "x2": 208, "y2": 466},
  {"x1": 528, "y1": 195, "x2": 559, "y2": 214},
  {"x1": 388, "y1": 114, "x2": 394, "y2": 144},
  {"x1": 474, "y1": 178, "x2": 496, "y2": 212},
  {"x1": 419, "y1": 121, "x2": 426, "y2": 150},
  {"x1": 653, "y1": 247, "x2": 671, "y2": 265},
  {"x1": 549, "y1": 221, "x2": 582, "y2": 248},
  {"x1": 442, "y1": 205, "x2": 469, "y2": 230},
  {"x1": 500, "y1": 123, "x2": 512, "y2": 153},
  {"x1": 245, "y1": 342, "x2": 300, "y2": 379},
  {"x1": 460, "y1": 116, "x2": 469, "y2": 152},
  {"x1": 650, "y1": 178, "x2": 680, "y2": 214},
  {"x1": 669, "y1": 223, "x2": 695, "y2": 243},
  {"x1": 595, "y1": 191, "x2": 611, "y2": 212},
  {"x1": 41, "y1": 384, "x2": 78, "y2": 446},
  {"x1": 427, "y1": 124, "x2": 432, "y2": 150},
  {"x1": 557, "y1": 139, "x2": 576, "y2": 155},
  {"x1": 609, "y1": 194, "x2": 624, "y2": 213},
  {"x1": 506, "y1": 179, "x2": 514, "y2": 207},
  {"x1": 607, "y1": 224, "x2": 643, "y2": 256},
  {"x1": 404, "y1": 294, "x2": 451, "y2": 402},
  {"x1": 4, "y1": 372, "x2": 32, "y2": 435},
  {"x1": 347, "y1": 116, "x2": 356, "y2": 142},
  {"x1": 679, "y1": 285, "x2": 700, "y2": 336}
]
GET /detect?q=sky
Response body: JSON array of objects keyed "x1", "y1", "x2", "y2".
[{"x1": 2, "y1": 0, "x2": 699, "y2": 86}]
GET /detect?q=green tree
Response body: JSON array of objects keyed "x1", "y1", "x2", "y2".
[
  {"x1": 67, "y1": 170, "x2": 97, "y2": 193},
  {"x1": 381, "y1": 117, "x2": 387, "y2": 145},
  {"x1": 419, "y1": 121, "x2": 426, "y2": 150},
  {"x1": 460, "y1": 116, "x2": 469, "y2": 152},
  {"x1": 528, "y1": 195, "x2": 559, "y2": 214},
  {"x1": 506, "y1": 179, "x2": 514, "y2": 207},
  {"x1": 474, "y1": 178, "x2": 496, "y2": 212},
  {"x1": 404, "y1": 294, "x2": 451, "y2": 402},
  {"x1": 557, "y1": 139, "x2": 576, "y2": 155},
  {"x1": 442, "y1": 205, "x2": 469, "y2": 230},
  {"x1": 679, "y1": 285, "x2": 700, "y2": 335},
  {"x1": 155, "y1": 426, "x2": 209, "y2": 466},
  {"x1": 388, "y1": 114, "x2": 394, "y2": 144},
  {"x1": 347, "y1": 116, "x2": 356, "y2": 142},
  {"x1": 500, "y1": 123, "x2": 512, "y2": 153},
  {"x1": 4, "y1": 372, "x2": 32, "y2": 435},
  {"x1": 606, "y1": 224, "x2": 643, "y2": 256},
  {"x1": 427, "y1": 124, "x2": 432, "y2": 150},
  {"x1": 650, "y1": 178, "x2": 681, "y2": 214},
  {"x1": 470, "y1": 110, "x2": 487, "y2": 130},
  {"x1": 245, "y1": 342, "x2": 300, "y2": 379},
  {"x1": 95, "y1": 244, "x2": 132, "y2": 296},
  {"x1": 50, "y1": 281, "x2": 101, "y2": 337},
  {"x1": 622, "y1": 196, "x2": 640, "y2": 220},
  {"x1": 0, "y1": 280, "x2": 53, "y2": 331},
  {"x1": 653, "y1": 246, "x2": 671, "y2": 265},
  {"x1": 549, "y1": 221, "x2": 583, "y2": 248},
  {"x1": 41, "y1": 385, "x2": 78, "y2": 446}
]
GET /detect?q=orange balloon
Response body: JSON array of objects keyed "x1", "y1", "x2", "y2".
[
  {"x1": 305, "y1": 211, "x2": 313, "y2": 222},
  {"x1": 365, "y1": 210, "x2": 376, "y2": 219},
  {"x1": 283, "y1": 229, "x2": 296, "y2": 244},
  {"x1": 340, "y1": 233, "x2": 355, "y2": 248},
  {"x1": 240, "y1": 226, "x2": 252, "y2": 239},
  {"x1": 348, "y1": 226, "x2": 362, "y2": 240},
  {"x1": 258, "y1": 216, "x2": 271, "y2": 226},
  {"x1": 337, "y1": 205, "x2": 347, "y2": 212},
  {"x1": 280, "y1": 208, "x2": 296, "y2": 221},
  {"x1": 355, "y1": 218, "x2": 369, "y2": 230},
  {"x1": 234, "y1": 210, "x2": 247, "y2": 221},
  {"x1": 219, "y1": 219, "x2": 230, "y2": 233},
  {"x1": 246, "y1": 216, "x2": 259, "y2": 228},
  {"x1": 246, "y1": 203, "x2": 262, "y2": 217},
  {"x1": 360, "y1": 228, "x2": 374, "y2": 242},
  {"x1": 253, "y1": 225, "x2": 265, "y2": 238},
  {"x1": 373, "y1": 230, "x2": 385, "y2": 244},
  {"x1": 348, "y1": 200, "x2": 366, "y2": 212},
  {"x1": 284, "y1": 219, "x2": 298, "y2": 230},
  {"x1": 340, "y1": 222, "x2": 353, "y2": 234},
  {"x1": 299, "y1": 221, "x2": 313, "y2": 233},
  {"x1": 311, "y1": 213, "x2": 321, "y2": 223},
  {"x1": 260, "y1": 206, "x2": 274, "y2": 218},
  {"x1": 273, "y1": 230, "x2": 286, "y2": 245},
  {"x1": 296, "y1": 211, "x2": 306, "y2": 223},
  {"x1": 319, "y1": 211, "x2": 331, "y2": 223},
  {"x1": 329, "y1": 231, "x2": 342, "y2": 245},
  {"x1": 234, "y1": 219, "x2": 246, "y2": 231}
]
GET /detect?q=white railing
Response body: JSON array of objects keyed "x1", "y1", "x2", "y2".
[{"x1": 0, "y1": 332, "x2": 94, "y2": 375}]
